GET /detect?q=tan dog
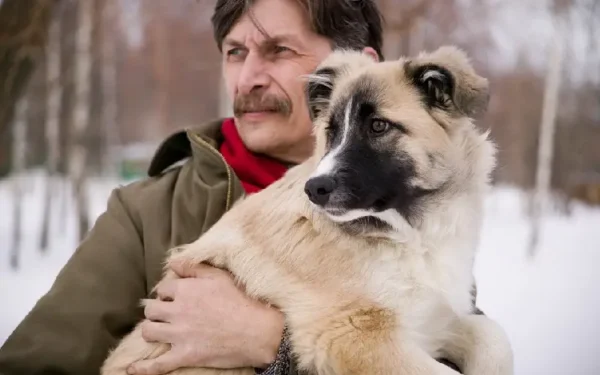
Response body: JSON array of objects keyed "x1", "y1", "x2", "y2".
[{"x1": 101, "y1": 46, "x2": 514, "y2": 375}]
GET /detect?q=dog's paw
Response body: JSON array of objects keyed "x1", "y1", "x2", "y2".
[{"x1": 461, "y1": 315, "x2": 514, "y2": 375}]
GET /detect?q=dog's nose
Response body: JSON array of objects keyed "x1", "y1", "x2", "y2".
[{"x1": 304, "y1": 176, "x2": 337, "y2": 206}]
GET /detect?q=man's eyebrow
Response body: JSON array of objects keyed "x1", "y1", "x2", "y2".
[
  {"x1": 224, "y1": 33, "x2": 304, "y2": 45},
  {"x1": 222, "y1": 38, "x2": 245, "y2": 48},
  {"x1": 266, "y1": 34, "x2": 303, "y2": 46},
  {"x1": 222, "y1": 34, "x2": 306, "y2": 52}
]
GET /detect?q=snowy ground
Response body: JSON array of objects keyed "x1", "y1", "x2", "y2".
[{"x1": 1, "y1": 170, "x2": 599, "y2": 374}]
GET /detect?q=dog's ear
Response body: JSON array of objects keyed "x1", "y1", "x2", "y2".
[
  {"x1": 406, "y1": 46, "x2": 489, "y2": 118},
  {"x1": 304, "y1": 49, "x2": 377, "y2": 121},
  {"x1": 305, "y1": 66, "x2": 338, "y2": 122}
]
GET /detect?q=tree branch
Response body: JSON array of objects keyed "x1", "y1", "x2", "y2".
[
  {"x1": 0, "y1": 0, "x2": 60, "y2": 143},
  {"x1": 384, "y1": 0, "x2": 434, "y2": 33}
]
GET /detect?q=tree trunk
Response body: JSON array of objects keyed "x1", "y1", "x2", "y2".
[
  {"x1": 70, "y1": 0, "x2": 94, "y2": 242},
  {"x1": 380, "y1": 0, "x2": 433, "y2": 60},
  {"x1": 0, "y1": 0, "x2": 59, "y2": 146},
  {"x1": 149, "y1": 1, "x2": 170, "y2": 140},
  {"x1": 528, "y1": 16, "x2": 565, "y2": 259},
  {"x1": 219, "y1": 66, "x2": 232, "y2": 118},
  {"x1": 100, "y1": 0, "x2": 120, "y2": 176},
  {"x1": 10, "y1": 96, "x2": 28, "y2": 270},
  {"x1": 39, "y1": 6, "x2": 62, "y2": 252}
]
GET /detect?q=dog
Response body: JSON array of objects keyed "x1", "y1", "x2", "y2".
[{"x1": 101, "y1": 45, "x2": 514, "y2": 375}]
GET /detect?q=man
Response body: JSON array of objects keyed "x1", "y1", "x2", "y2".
[{"x1": 0, "y1": 0, "x2": 386, "y2": 374}]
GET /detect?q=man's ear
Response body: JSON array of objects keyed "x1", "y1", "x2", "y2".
[
  {"x1": 406, "y1": 45, "x2": 490, "y2": 118},
  {"x1": 362, "y1": 46, "x2": 380, "y2": 62}
]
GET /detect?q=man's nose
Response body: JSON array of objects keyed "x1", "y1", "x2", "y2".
[{"x1": 237, "y1": 52, "x2": 270, "y2": 95}]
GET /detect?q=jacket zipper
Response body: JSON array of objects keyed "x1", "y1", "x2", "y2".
[{"x1": 188, "y1": 132, "x2": 234, "y2": 211}]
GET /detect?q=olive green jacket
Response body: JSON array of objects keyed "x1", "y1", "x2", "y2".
[{"x1": 0, "y1": 118, "x2": 292, "y2": 374}]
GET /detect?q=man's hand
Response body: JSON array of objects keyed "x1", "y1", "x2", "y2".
[{"x1": 126, "y1": 262, "x2": 285, "y2": 375}]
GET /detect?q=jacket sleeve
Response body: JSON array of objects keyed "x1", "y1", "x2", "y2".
[
  {"x1": 0, "y1": 188, "x2": 147, "y2": 375},
  {"x1": 255, "y1": 327, "x2": 298, "y2": 375}
]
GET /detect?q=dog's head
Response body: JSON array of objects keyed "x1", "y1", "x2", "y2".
[{"x1": 303, "y1": 46, "x2": 496, "y2": 232}]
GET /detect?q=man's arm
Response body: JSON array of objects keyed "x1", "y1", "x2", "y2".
[{"x1": 0, "y1": 188, "x2": 147, "y2": 375}]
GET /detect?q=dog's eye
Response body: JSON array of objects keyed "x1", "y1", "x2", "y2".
[{"x1": 370, "y1": 119, "x2": 389, "y2": 135}]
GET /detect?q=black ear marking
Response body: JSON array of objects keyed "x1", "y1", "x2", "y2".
[
  {"x1": 305, "y1": 67, "x2": 338, "y2": 121},
  {"x1": 410, "y1": 63, "x2": 455, "y2": 113},
  {"x1": 405, "y1": 52, "x2": 490, "y2": 118}
]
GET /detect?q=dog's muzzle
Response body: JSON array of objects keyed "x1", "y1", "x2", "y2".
[{"x1": 304, "y1": 175, "x2": 337, "y2": 207}]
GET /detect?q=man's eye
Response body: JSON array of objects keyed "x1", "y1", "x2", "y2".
[
  {"x1": 274, "y1": 45, "x2": 292, "y2": 54},
  {"x1": 226, "y1": 48, "x2": 242, "y2": 56}
]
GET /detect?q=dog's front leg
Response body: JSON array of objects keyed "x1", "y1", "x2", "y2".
[
  {"x1": 442, "y1": 314, "x2": 514, "y2": 375},
  {"x1": 101, "y1": 267, "x2": 177, "y2": 375},
  {"x1": 291, "y1": 306, "x2": 461, "y2": 375},
  {"x1": 101, "y1": 242, "x2": 234, "y2": 375}
]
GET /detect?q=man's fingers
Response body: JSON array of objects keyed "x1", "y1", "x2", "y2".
[
  {"x1": 140, "y1": 320, "x2": 174, "y2": 344},
  {"x1": 126, "y1": 350, "x2": 182, "y2": 375},
  {"x1": 144, "y1": 299, "x2": 173, "y2": 322},
  {"x1": 154, "y1": 280, "x2": 177, "y2": 301}
]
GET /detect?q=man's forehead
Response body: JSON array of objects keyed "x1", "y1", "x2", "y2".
[{"x1": 223, "y1": 0, "x2": 316, "y2": 47}]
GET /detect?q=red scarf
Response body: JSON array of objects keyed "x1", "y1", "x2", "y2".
[{"x1": 219, "y1": 118, "x2": 288, "y2": 194}]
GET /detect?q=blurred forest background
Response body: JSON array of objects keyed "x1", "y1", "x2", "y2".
[{"x1": 0, "y1": 0, "x2": 599, "y2": 255}]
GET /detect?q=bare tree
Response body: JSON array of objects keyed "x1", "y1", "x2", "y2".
[
  {"x1": 0, "y1": 0, "x2": 59, "y2": 149},
  {"x1": 379, "y1": 0, "x2": 435, "y2": 59},
  {"x1": 100, "y1": 0, "x2": 120, "y2": 176},
  {"x1": 528, "y1": 4, "x2": 567, "y2": 258},
  {"x1": 219, "y1": 66, "x2": 232, "y2": 118},
  {"x1": 40, "y1": 6, "x2": 63, "y2": 252},
  {"x1": 69, "y1": 0, "x2": 94, "y2": 242},
  {"x1": 148, "y1": 0, "x2": 170, "y2": 140},
  {"x1": 10, "y1": 96, "x2": 28, "y2": 270}
]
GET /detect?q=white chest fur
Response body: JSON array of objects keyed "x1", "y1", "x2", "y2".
[{"x1": 357, "y1": 236, "x2": 476, "y2": 355}]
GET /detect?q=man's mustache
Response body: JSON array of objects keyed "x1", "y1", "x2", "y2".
[{"x1": 233, "y1": 92, "x2": 292, "y2": 117}]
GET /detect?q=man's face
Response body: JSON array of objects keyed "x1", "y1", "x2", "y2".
[{"x1": 222, "y1": 0, "x2": 333, "y2": 164}]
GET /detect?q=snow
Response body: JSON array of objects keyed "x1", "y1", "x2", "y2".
[
  {"x1": 475, "y1": 189, "x2": 600, "y2": 375},
  {"x1": 1, "y1": 170, "x2": 600, "y2": 374},
  {"x1": 0, "y1": 171, "x2": 123, "y2": 343}
]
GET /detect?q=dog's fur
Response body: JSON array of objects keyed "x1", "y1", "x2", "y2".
[{"x1": 101, "y1": 46, "x2": 514, "y2": 375}]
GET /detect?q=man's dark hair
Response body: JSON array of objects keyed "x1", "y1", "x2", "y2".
[{"x1": 211, "y1": 0, "x2": 385, "y2": 61}]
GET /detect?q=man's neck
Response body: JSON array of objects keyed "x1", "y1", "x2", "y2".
[
  {"x1": 255, "y1": 152, "x2": 300, "y2": 169},
  {"x1": 266, "y1": 140, "x2": 314, "y2": 167},
  {"x1": 265, "y1": 150, "x2": 309, "y2": 167}
]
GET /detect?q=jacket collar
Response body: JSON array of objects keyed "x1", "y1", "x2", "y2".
[{"x1": 148, "y1": 118, "x2": 245, "y2": 210}]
